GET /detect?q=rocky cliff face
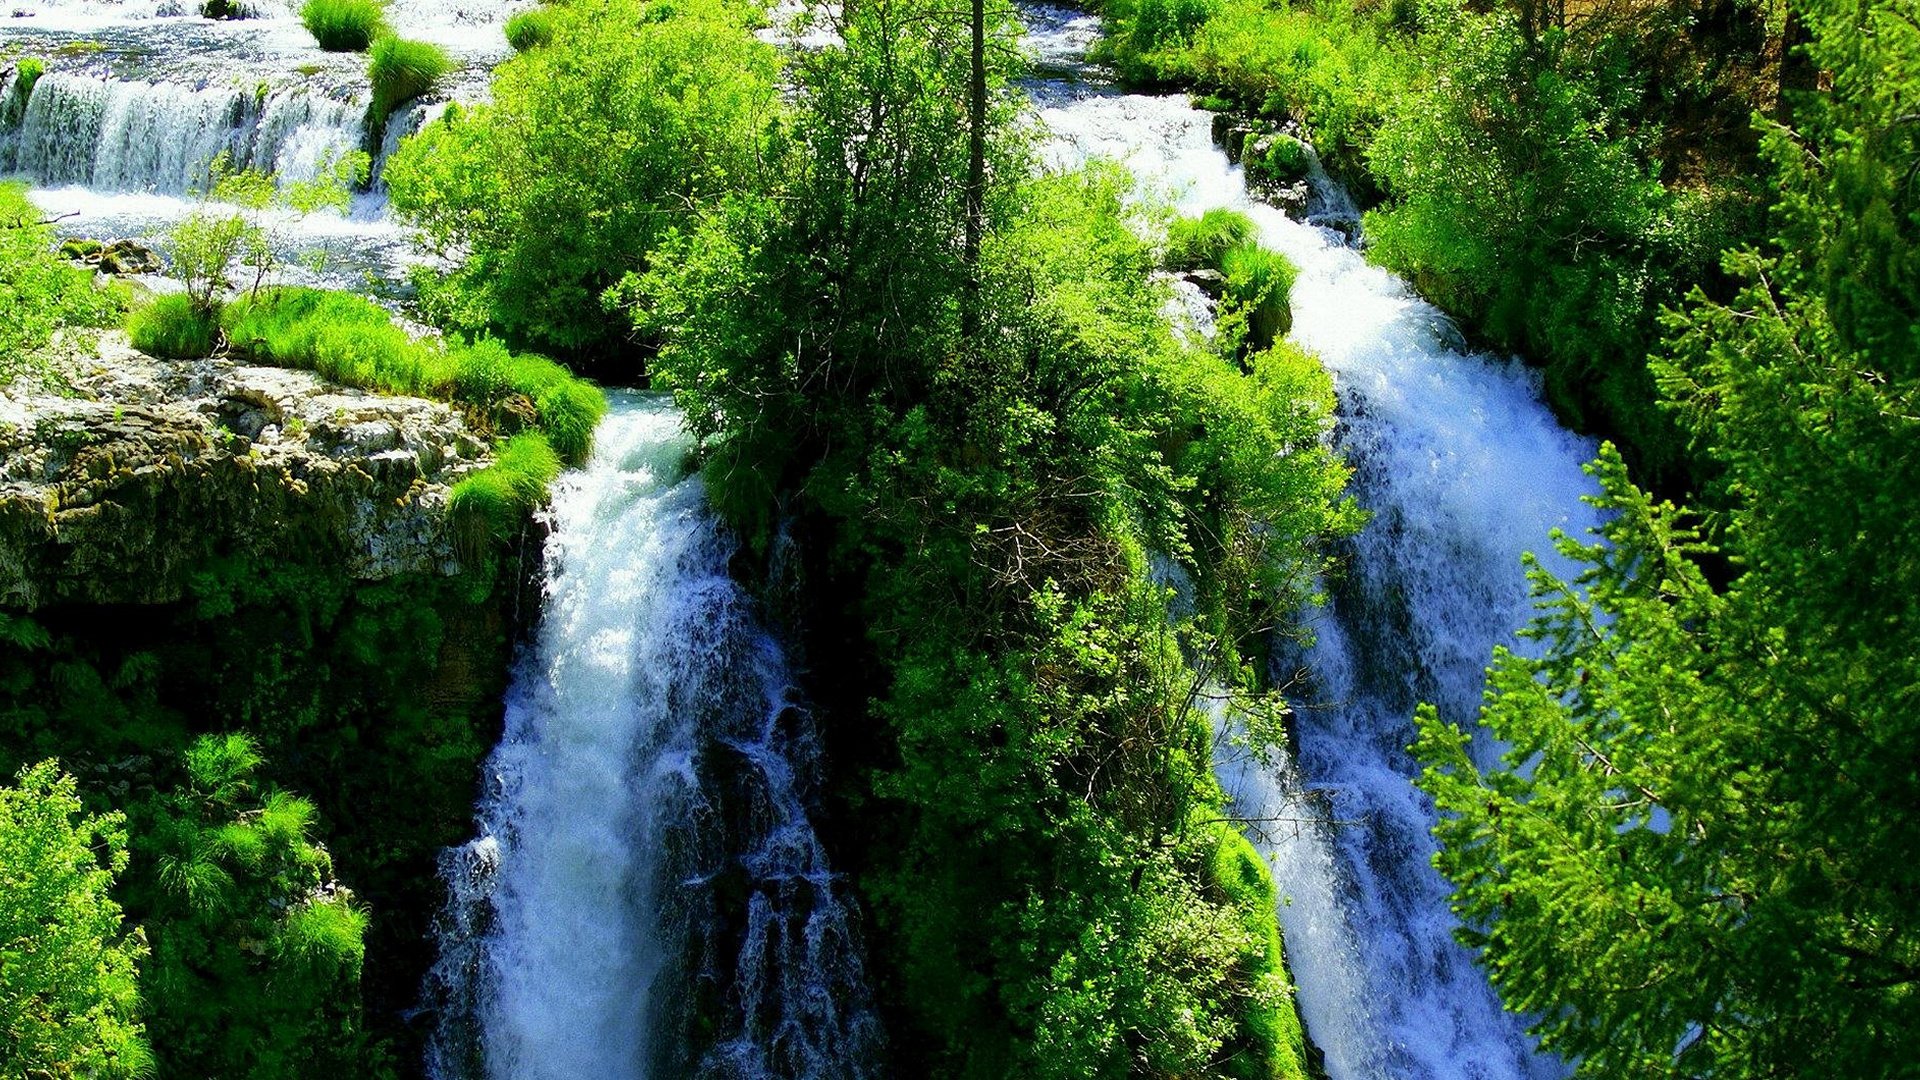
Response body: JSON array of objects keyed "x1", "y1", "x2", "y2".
[{"x1": 0, "y1": 333, "x2": 494, "y2": 609}]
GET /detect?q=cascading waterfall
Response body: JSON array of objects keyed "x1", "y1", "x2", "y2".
[
  {"x1": 1024, "y1": 11, "x2": 1602, "y2": 1079},
  {"x1": 423, "y1": 395, "x2": 883, "y2": 1080},
  {"x1": 1, "y1": 71, "x2": 365, "y2": 193}
]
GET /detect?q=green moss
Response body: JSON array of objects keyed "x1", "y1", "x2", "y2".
[
  {"x1": 301, "y1": 0, "x2": 385, "y2": 50},
  {"x1": 504, "y1": 7, "x2": 556, "y2": 50},
  {"x1": 128, "y1": 294, "x2": 220, "y2": 360},
  {"x1": 1205, "y1": 823, "x2": 1310, "y2": 1079}
]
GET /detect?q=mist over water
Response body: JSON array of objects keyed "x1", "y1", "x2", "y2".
[{"x1": 1024, "y1": 13, "x2": 1600, "y2": 1078}]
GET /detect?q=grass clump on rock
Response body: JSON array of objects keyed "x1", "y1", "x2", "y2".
[
  {"x1": 221, "y1": 286, "x2": 606, "y2": 465},
  {"x1": 503, "y1": 8, "x2": 555, "y2": 50},
  {"x1": 369, "y1": 36, "x2": 451, "y2": 119},
  {"x1": 1219, "y1": 243, "x2": 1296, "y2": 355},
  {"x1": 128, "y1": 293, "x2": 220, "y2": 359},
  {"x1": 1164, "y1": 207, "x2": 1257, "y2": 272},
  {"x1": 300, "y1": 0, "x2": 385, "y2": 51}
]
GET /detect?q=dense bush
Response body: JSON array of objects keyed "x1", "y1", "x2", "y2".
[
  {"x1": 385, "y1": 0, "x2": 782, "y2": 360},
  {"x1": 368, "y1": 35, "x2": 450, "y2": 120},
  {"x1": 0, "y1": 561, "x2": 518, "y2": 1074},
  {"x1": 301, "y1": 0, "x2": 385, "y2": 51},
  {"x1": 128, "y1": 293, "x2": 220, "y2": 359},
  {"x1": 503, "y1": 6, "x2": 555, "y2": 50},
  {"x1": 126, "y1": 734, "x2": 369, "y2": 1080}
]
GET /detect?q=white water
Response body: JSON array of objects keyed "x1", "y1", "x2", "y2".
[
  {"x1": 1027, "y1": 18, "x2": 1603, "y2": 1080},
  {"x1": 1, "y1": 0, "x2": 511, "y2": 290},
  {"x1": 424, "y1": 395, "x2": 882, "y2": 1080}
]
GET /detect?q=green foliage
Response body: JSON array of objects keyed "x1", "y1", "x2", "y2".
[
  {"x1": 385, "y1": 0, "x2": 783, "y2": 359},
  {"x1": 153, "y1": 149, "x2": 368, "y2": 318},
  {"x1": 0, "y1": 761, "x2": 152, "y2": 1080},
  {"x1": 301, "y1": 0, "x2": 385, "y2": 50},
  {"x1": 221, "y1": 285, "x2": 606, "y2": 463},
  {"x1": 368, "y1": 36, "x2": 450, "y2": 120},
  {"x1": 633, "y1": 0, "x2": 1358, "y2": 1056},
  {"x1": 1163, "y1": 207, "x2": 1256, "y2": 271},
  {"x1": 1217, "y1": 243, "x2": 1294, "y2": 356},
  {"x1": 504, "y1": 6, "x2": 555, "y2": 50},
  {"x1": 0, "y1": 181, "x2": 122, "y2": 382},
  {"x1": 127, "y1": 735, "x2": 371, "y2": 1079},
  {"x1": 1413, "y1": 0, "x2": 1920, "y2": 1071},
  {"x1": 449, "y1": 431, "x2": 563, "y2": 549},
  {"x1": 127, "y1": 292, "x2": 220, "y2": 359}
]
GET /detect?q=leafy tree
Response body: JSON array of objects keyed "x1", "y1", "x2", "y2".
[
  {"x1": 383, "y1": 0, "x2": 782, "y2": 361},
  {"x1": 0, "y1": 760, "x2": 152, "y2": 1080},
  {"x1": 1412, "y1": 0, "x2": 1920, "y2": 1071}
]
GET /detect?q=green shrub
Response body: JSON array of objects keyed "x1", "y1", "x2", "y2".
[
  {"x1": 504, "y1": 7, "x2": 555, "y2": 50},
  {"x1": 383, "y1": 0, "x2": 783, "y2": 357},
  {"x1": 1, "y1": 181, "x2": 122, "y2": 382},
  {"x1": 1219, "y1": 244, "x2": 1296, "y2": 355},
  {"x1": 128, "y1": 294, "x2": 220, "y2": 359},
  {"x1": 300, "y1": 0, "x2": 385, "y2": 50},
  {"x1": 1164, "y1": 207, "x2": 1258, "y2": 271},
  {"x1": 368, "y1": 36, "x2": 450, "y2": 119}
]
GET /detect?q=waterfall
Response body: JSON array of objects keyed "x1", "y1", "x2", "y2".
[
  {"x1": 424, "y1": 394, "x2": 884, "y2": 1080},
  {"x1": 1024, "y1": 18, "x2": 1603, "y2": 1079},
  {"x1": 1, "y1": 71, "x2": 367, "y2": 193}
]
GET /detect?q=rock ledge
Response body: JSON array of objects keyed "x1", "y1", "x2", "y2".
[{"x1": 0, "y1": 334, "x2": 493, "y2": 609}]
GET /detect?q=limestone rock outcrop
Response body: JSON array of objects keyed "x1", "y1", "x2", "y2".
[{"x1": 0, "y1": 333, "x2": 493, "y2": 608}]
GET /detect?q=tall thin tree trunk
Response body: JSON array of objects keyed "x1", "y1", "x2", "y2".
[{"x1": 962, "y1": 0, "x2": 986, "y2": 341}]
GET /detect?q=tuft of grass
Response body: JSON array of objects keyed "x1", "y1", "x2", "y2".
[
  {"x1": 1164, "y1": 208, "x2": 1258, "y2": 272},
  {"x1": 301, "y1": 0, "x2": 386, "y2": 51},
  {"x1": 448, "y1": 431, "x2": 562, "y2": 553},
  {"x1": 128, "y1": 294, "x2": 220, "y2": 359},
  {"x1": 504, "y1": 7, "x2": 556, "y2": 50},
  {"x1": 1219, "y1": 244, "x2": 1297, "y2": 355},
  {"x1": 446, "y1": 339, "x2": 606, "y2": 464},
  {"x1": 368, "y1": 36, "x2": 451, "y2": 119},
  {"x1": 223, "y1": 287, "x2": 430, "y2": 390}
]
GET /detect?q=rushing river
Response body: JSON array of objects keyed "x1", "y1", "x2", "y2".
[{"x1": 1020, "y1": 7, "x2": 1600, "y2": 1079}]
